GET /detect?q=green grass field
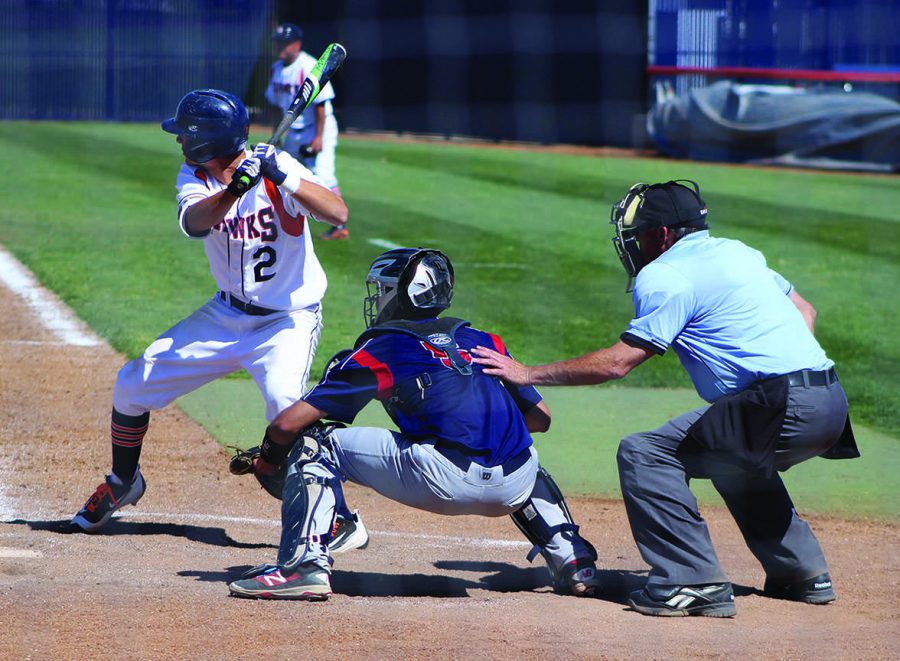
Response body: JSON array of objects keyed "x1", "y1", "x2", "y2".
[
  {"x1": 178, "y1": 380, "x2": 898, "y2": 519},
  {"x1": 1, "y1": 121, "x2": 897, "y2": 516}
]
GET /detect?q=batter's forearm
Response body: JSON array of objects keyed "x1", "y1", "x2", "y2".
[
  {"x1": 183, "y1": 190, "x2": 237, "y2": 234},
  {"x1": 292, "y1": 182, "x2": 348, "y2": 226}
]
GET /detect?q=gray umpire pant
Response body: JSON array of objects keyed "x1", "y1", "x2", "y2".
[{"x1": 616, "y1": 380, "x2": 849, "y2": 589}]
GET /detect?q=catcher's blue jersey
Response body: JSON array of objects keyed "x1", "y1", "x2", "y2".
[{"x1": 303, "y1": 321, "x2": 542, "y2": 467}]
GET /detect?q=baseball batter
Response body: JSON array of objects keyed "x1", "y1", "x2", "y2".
[
  {"x1": 71, "y1": 89, "x2": 354, "y2": 536},
  {"x1": 473, "y1": 180, "x2": 859, "y2": 618},
  {"x1": 266, "y1": 23, "x2": 347, "y2": 240},
  {"x1": 226, "y1": 248, "x2": 601, "y2": 600}
]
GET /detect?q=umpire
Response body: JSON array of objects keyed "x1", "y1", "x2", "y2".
[{"x1": 472, "y1": 180, "x2": 858, "y2": 618}]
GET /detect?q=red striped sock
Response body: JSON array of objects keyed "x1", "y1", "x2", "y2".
[{"x1": 111, "y1": 408, "x2": 149, "y2": 482}]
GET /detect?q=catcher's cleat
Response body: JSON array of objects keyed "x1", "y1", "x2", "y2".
[
  {"x1": 328, "y1": 509, "x2": 369, "y2": 555},
  {"x1": 70, "y1": 469, "x2": 146, "y2": 533},
  {"x1": 628, "y1": 583, "x2": 736, "y2": 618},
  {"x1": 319, "y1": 225, "x2": 349, "y2": 241},
  {"x1": 228, "y1": 564, "x2": 332, "y2": 601},
  {"x1": 763, "y1": 572, "x2": 835, "y2": 604},
  {"x1": 553, "y1": 557, "x2": 601, "y2": 598}
]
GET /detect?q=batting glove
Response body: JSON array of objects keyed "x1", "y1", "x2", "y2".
[
  {"x1": 226, "y1": 157, "x2": 262, "y2": 197},
  {"x1": 254, "y1": 143, "x2": 301, "y2": 194}
]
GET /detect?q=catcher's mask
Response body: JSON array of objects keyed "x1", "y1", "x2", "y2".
[
  {"x1": 610, "y1": 179, "x2": 708, "y2": 292},
  {"x1": 363, "y1": 248, "x2": 454, "y2": 327}
]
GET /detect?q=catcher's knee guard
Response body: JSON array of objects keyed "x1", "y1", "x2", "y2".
[
  {"x1": 276, "y1": 427, "x2": 343, "y2": 571},
  {"x1": 511, "y1": 466, "x2": 597, "y2": 575}
]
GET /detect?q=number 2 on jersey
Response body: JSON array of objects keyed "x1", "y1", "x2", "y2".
[{"x1": 253, "y1": 246, "x2": 277, "y2": 282}]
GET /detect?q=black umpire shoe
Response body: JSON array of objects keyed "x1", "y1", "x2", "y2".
[
  {"x1": 628, "y1": 583, "x2": 736, "y2": 618},
  {"x1": 763, "y1": 572, "x2": 835, "y2": 604}
]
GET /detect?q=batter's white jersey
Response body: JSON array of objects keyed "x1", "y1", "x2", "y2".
[
  {"x1": 265, "y1": 50, "x2": 335, "y2": 131},
  {"x1": 175, "y1": 150, "x2": 327, "y2": 311}
]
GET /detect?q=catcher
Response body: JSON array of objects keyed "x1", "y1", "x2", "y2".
[{"x1": 227, "y1": 248, "x2": 600, "y2": 600}]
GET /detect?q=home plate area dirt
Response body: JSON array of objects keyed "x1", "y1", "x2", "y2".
[{"x1": 0, "y1": 282, "x2": 897, "y2": 660}]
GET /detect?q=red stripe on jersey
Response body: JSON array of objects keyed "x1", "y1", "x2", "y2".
[
  {"x1": 486, "y1": 332, "x2": 506, "y2": 355},
  {"x1": 193, "y1": 167, "x2": 210, "y2": 188},
  {"x1": 352, "y1": 349, "x2": 394, "y2": 398},
  {"x1": 264, "y1": 177, "x2": 305, "y2": 236}
]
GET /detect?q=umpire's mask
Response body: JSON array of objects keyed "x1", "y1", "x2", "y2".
[
  {"x1": 610, "y1": 180, "x2": 708, "y2": 292},
  {"x1": 363, "y1": 248, "x2": 454, "y2": 327}
]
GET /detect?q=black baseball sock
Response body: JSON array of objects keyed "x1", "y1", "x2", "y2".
[{"x1": 110, "y1": 408, "x2": 149, "y2": 483}]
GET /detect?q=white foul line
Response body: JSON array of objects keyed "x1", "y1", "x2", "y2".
[
  {"x1": 0, "y1": 547, "x2": 43, "y2": 559},
  {"x1": 1, "y1": 339, "x2": 72, "y2": 346},
  {"x1": 0, "y1": 245, "x2": 100, "y2": 347},
  {"x1": 367, "y1": 238, "x2": 403, "y2": 250},
  {"x1": 115, "y1": 510, "x2": 529, "y2": 549}
]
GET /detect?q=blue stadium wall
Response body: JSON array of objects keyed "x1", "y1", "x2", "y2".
[{"x1": 649, "y1": 0, "x2": 900, "y2": 99}]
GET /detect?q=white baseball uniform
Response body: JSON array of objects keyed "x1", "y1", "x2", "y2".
[
  {"x1": 265, "y1": 51, "x2": 340, "y2": 190},
  {"x1": 113, "y1": 149, "x2": 328, "y2": 422}
]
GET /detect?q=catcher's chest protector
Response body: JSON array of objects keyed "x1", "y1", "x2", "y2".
[
  {"x1": 354, "y1": 317, "x2": 474, "y2": 416},
  {"x1": 357, "y1": 317, "x2": 473, "y2": 375}
]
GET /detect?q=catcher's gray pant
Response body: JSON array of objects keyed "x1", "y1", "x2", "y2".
[
  {"x1": 617, "y1": 381, "x2": 848, "y2": 589},
  {"x1": 292, "y1": 427, "x2": 589, "y2": 576}
]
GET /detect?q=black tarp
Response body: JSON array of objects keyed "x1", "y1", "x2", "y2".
[{"x1": 648, "y1": 81, "x2": 900, "y2": 172}]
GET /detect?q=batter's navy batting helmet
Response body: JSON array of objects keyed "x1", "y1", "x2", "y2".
[
  {"x1": 161, "y1": 89, "x2": 249, "y2": 163},
  {"x1": 363, "y1": 248, "x2": 454, "y2": 327},
  {"x1": 273, "y1": 23, "x2": 303, "y2": 43}
]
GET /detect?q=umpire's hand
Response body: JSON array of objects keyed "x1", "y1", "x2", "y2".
[{"x1": 472, "y1": 347, "x2": 531, "y2": 386}]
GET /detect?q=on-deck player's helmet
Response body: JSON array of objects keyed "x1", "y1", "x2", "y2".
[
  {"x1": 609, "y1": 179, "x2": 708, "y2": 291},
  {"x1": 363, "y1": 248, "x2": 455, "y2": 327},
  {"x1": 272, "y1": 23, "x2": 303, "y2": 43},
  {"x1": 161, "y1": 89, "x2": 249, "y2": 163}
]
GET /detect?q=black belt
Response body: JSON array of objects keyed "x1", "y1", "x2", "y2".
[
  {"x1": 219, "y1": 292, "x2": 279, "y2": 316},
  {"x1": 786, "y1": 367, "x2": 838, "y2": 388},
  {"x1": 434, "y1": 442, "x2": 532, "y2": 475}
]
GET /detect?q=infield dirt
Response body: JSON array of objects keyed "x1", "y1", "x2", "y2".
[{"x1": 0, "y1": 279, "x2": 898, "y2": 660}]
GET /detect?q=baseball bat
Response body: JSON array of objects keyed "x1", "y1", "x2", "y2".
[
  {"x1": 270, "y1": 42, "x2": 347, "y2": 145},
  {"x1": 237, "y1": 43, "x2": 347, "y2": 188}
]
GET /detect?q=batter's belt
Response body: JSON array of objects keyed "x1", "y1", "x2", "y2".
[{"x1": 219, "y1": 291, "x2": 279, "y2": 316}]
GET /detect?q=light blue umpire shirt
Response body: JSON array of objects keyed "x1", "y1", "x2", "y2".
[{"x1": 621, "y1": 230, "x2": 833, "y2": 403}]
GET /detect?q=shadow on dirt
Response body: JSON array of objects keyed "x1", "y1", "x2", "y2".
[
  {"x1": 174, "y1": 560, "x2": 761, "y2": 602},
  {"x1": 438, "y1": 559, "x2": 653, "y2": 604},
  {"x1": 7, "y1": 518, "x2": 274, "y2": 549},
  {"x1": 182, "y1": 562, "x2": 546, "y2": 597}
]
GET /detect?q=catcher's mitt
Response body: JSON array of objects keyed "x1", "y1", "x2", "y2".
[{"x1": 228, "y1": 445, "x2": 286, "y2": 500}]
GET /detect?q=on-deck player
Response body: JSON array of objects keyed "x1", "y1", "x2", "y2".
[
  {"x1": 71, "y1": 89, "x2": 361, "y2": 546},
  {"x1": 266, "y1": 23, "x2": 347, "y2": 241}
]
